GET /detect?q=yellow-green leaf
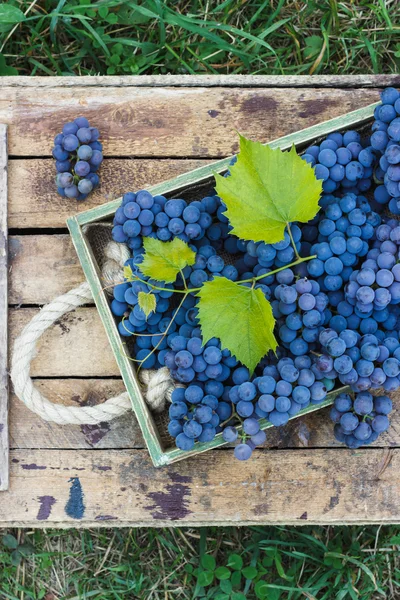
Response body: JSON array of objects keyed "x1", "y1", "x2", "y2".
[
  {"x1": 140, "y1": 237, "x2": 196, "y2": 283},
  {"x1": 138, "y1": 291, "x2": 157, "y2": 318},
  {"x1": 123, "y1": 265, "x2": 133, "y2": 280},
  {"x1": 197, "y1": 277, "x2": 277, "y2": 373},
  {"x1": 215, "y1": 135, "x2": 322, "y2": 244}
]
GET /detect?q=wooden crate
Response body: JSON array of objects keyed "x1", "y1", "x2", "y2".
[
  {"x1": 67, "y1": 101, "x2": 377, "y2": 467},
  {"x1": 3, "y1": 75, "x2": 400, "y2": 527}
]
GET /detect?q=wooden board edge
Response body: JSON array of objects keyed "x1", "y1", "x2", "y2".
[
  {"x1": 1, "y1": 518, "x2": 399, "y2": 528},
  {"x1": 1, "y1": 75, "x2": 400, "y2": 88},
  {"x1": 0, "y1": 124, "x2": 8, "y2": 491}
]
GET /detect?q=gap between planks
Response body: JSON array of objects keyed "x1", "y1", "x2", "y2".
[{"x1": 0, "y1": 124, "x2": 8, "y2": 491}]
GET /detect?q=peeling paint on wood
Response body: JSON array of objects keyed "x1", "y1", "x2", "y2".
[
  {"x1": 145, "y1": 482, "x2": 192, "y2": 521},
  {"x1": 37, "y1": 496, "x2": 56, "y2": 521},
  {"x1": 65, "y1": 477, "x2": 85, "y2": 520}
]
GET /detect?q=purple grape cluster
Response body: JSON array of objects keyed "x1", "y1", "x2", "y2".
[
  {"x1": 330, "y1": 391, "x2": 392, "y2": 449},
  {"x1": 107, "y1": 87, "x2": 400, "y2": 461},
  {"x1": 53, "y1": 117, "x2": 103, "y2": 200}
]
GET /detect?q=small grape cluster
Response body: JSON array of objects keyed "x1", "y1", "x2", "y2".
[
  {"x1": 53, "y1": 117, "x2": 103, "y2": 200},
  {"x1": 330, "y1": 391, "x2": 392, "y2": 449},
  {"x1": 302, "y1": 131, "x2": 376, "y2": 194}
]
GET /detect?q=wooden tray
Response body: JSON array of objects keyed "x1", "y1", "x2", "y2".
[{"x1": 67, "y1": 102, "x2": 377, "y2": 467}]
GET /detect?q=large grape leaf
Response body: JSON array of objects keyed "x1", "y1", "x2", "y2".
[
  {"x1": 215, "y1": 135, "x2": 322, "y2": 244},
  {"x1": 139, "y1": 237, "x2": 196, "y2": 283},
  {"x1": 138, "y1": 291, "x2": 156, "y2": 318},
  {"x1": 197, "y1": 277, "x2": 277, "y2": 373}
]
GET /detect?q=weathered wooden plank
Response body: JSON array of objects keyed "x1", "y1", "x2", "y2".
[
  {"x1": 0, "y1": 124, "x2": 8, "y2": 490},
  {"x1": 8, "y1": 158, "x2": 207, "y2": 228},
  {"x1": 0, "y1": 88, "x2": 382, "y2": 157},
  {"x1": 9, "y1": 379, "x2": 400, "y2": 451},
  {"x1": 9, "y1": 379, "x2": 138, "y2": 450},
  {"x1": 2, "y1": 75, "x2": 400, "y2": 88},
  {"x1": 1, "y1": 448, "x2": 400, "y2": 526},
  {"x1": 10, "y1": 307, "x2": 119, "y2": 377},
  {"x1": 9, "y1": 235, "x2": 84, "y2": 305}
]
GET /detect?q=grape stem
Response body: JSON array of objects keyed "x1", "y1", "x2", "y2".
[
  {"x1": 128, "y1": 292, "x2": 188, "y2": 373},
  {"x1": 238, "y1": 255, "x2": 316, "y2": 286},
  {"x1": 127, "y1": 255, "x2": 317, "y2": 294},
  {"x1": 286, "y1": 221, "x2": 301, "y2": 261}
]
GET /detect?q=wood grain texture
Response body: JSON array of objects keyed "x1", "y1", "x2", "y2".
[
  {"x1": 8, "y1": 158, "x2": 207, "y2": 228},
  {"x1": 9, "y1": 235, "x2": 85, "y2": 305},
  {"x1": 2, "y1": 75, "x2": 400, "y2": 88},
  {"x1": 0, "y1": 124, "x2": 8, "y2": 490},
  {"x1": 9, "y1": 379, "x2": 400, "y2": 451},
  {"x1": 1, "y1": 448, "x2": 400, "y2": 526},
  {"x1": 0, "y1": 88, "x2": 381, "y2": 157},
  {"x1": 10, "y1": 307, "x2": 119, "y2": 377},
  {"x1": 9, "y1": 379, "x2": 136, "y2": 450}
]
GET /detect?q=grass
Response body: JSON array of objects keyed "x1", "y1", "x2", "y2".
[
  {"x1": 0, "y1": 0, "x2": 400, "y2": 77},
  {"x1": 1, "y1": 525, "x2": 400, "y2": 599}
]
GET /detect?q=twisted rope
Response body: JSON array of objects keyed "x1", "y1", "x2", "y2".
[{"x1": 10, "y1": 241, "x2": 177, "y2": 425}]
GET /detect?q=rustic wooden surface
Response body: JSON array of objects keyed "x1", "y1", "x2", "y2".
[
  {"x1": 2, "y1": 75, "x2": 400, "y2": 525},
  {"x1": 0, "y1": 124, "x2": 8, "y2": 491}
]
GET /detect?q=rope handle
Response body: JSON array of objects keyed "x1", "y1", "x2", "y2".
[{"x1": 10, "y1": 241, "x2": 178, "y2": 426}]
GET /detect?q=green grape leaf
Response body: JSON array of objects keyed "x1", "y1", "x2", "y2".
[
  {"x1": 138, "y1": 291, "x2": 157, "y2": 318},
  {"x1": 124, "y1": 265, "x2": 133, "y2": 280},
  {"x1": 140, "y1": 237, "x2": 196, "y2": 283},
  {"x1": 197, "y1": 277, "x2": 277, "y2": 374},
  {"x1": 215, "y1": 135, "x2": 322, "y2": 244}
]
